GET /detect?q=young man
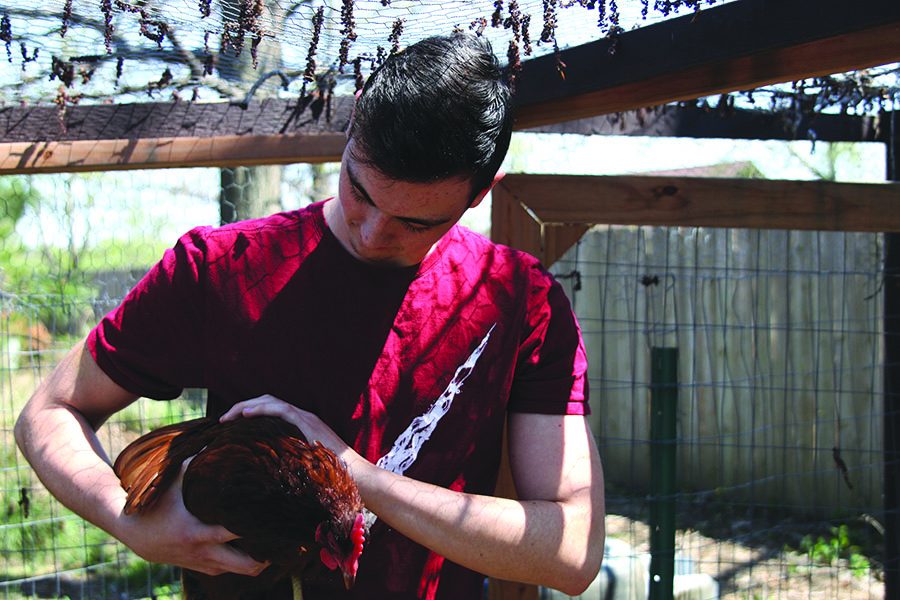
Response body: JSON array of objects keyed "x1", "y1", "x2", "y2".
[{"x1": 16, "y1": 33, "x2": 605, "y2": 599}]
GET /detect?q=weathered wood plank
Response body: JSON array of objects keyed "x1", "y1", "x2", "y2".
[
  {"x1": 498, "y1": 174, "x2": 900, "y2": 232},
  {"x1": 490, "y1": 180, "x2": 544, "y2": 259},
  {"x1": 513, "y1": 0, "x2": 900, "y2": 128},
  {"x1": 2, "y1": 100, "x2": 889, "y2": 147},
  {"x1": 526, "y1": 105, "x2": 890, "y2": 144},
  {"x1": 0, "y1": 133, "x2": 346, "y2": 173},
  {"x1": 0, "y1": 96, "x2": 354, "y2": 142},
  {"x1": 3, "y1": 102, "x2": 890, "y2": 175},
  {"x1": 0, "y1": 96, "x2": 351, "y2": 173}
]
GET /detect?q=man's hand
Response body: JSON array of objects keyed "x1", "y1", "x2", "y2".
[
  {"x1": 221, "y1": 395, "x2": 361, "y2": 469},
  {"x1": 15, "y1": 340, "x2": 268, "y2": 579}
]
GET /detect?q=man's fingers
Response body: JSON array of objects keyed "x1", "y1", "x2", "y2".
[
  {"x1": 220, "y1": 395, "x2": 306, "y2": 425},
  {"x1": 210, "y1": 543, "x2": 270, "y2": 576},
  {"x1": 220, "y1": 395, "x2": 281, "y2": 422},
  {"x1": 178, "y1": 455, "x2": 195, "y2": 477},
  {"x1": 209, "y1": 524, "x2": 241, "y2": 543},
  {"x1": 192, "y1": 526, "x2": 270, "y2": 576}
]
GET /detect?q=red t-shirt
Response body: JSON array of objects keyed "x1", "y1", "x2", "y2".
[{"x1": 89, "y1": 200, "x2": 589, "y2": 599}]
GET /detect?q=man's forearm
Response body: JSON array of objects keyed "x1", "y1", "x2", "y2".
[
  {"x1": 352, "y1": 459, "x2": 604, "y2": 595},
  {"x1": 221, "y1": 396, "x2": 607, "y2": 593},
  {"x1": 14, "y1": 341, "x2": 138, "y2": 543},
  {"x1": 15, "y1": 395, "x2": 130, "y2": 539}
]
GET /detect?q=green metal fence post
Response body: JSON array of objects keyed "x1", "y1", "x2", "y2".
[{"x1": 649, "y1": 346, "x2": 678, "y2": 600}]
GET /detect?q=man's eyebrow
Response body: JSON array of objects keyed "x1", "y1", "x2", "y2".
[
  {"x1": 399, "y1": 213, "x2": 453, "y2": 228},
  {"x1": 346, "y1": 162, "x2": 376, "y2": 207},
  {"x1": 346, "y1": 162, "x2": 453, "y2": 228}
]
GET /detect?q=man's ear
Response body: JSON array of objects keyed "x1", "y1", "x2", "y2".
[{"x1": 470, "y1": 170, "x2": 506, "y2": 209}]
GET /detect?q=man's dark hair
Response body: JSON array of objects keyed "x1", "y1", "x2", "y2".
[{"x1": 348, "y1": 32, "x2": 513, "y2": 203}]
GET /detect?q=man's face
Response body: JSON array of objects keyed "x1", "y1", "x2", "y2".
[{"x1": 326, "y1": 141, "x2": 482, "y2": 268}]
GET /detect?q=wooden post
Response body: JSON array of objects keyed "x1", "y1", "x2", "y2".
[
  {"x1": 884, "y1": 109, "x2": 900, "y2": 600},
  {"x1": 488, "y1": 183, "x2": 540, "y2": 600}
]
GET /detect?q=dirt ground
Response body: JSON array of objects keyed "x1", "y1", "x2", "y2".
[{"x1": 605, "y1": 495, "x2": 885, "y2": 600}]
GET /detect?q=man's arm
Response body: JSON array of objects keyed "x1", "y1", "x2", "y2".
[
  {"x1": 14, "y1": 340, "x2": 268, "y2": 577},
  {"x1": 223, "y1": 396, "x2": 606, "y2": 595}
]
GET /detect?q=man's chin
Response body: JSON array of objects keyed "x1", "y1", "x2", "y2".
[
  {"x1": 360, "y1": 255, "x2": 405, "y2": 267},
  {"x1": 350, "y1": 245, "x2": 411, "y2": 268}
]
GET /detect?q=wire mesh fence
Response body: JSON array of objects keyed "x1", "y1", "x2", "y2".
[
  {"x1": 0, "y1": 164, "x2": 339, "y2": 599},
  {"x1": 0, "y1": 137, "x2": 891, "y2": 599},
  {"x1": 549, "y1": 225, "x2": 886, "y2": 599}
]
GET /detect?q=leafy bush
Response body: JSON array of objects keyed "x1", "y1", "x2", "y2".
[{"x1": 795, "y1": 524, "x2": 871, "y2": 578}]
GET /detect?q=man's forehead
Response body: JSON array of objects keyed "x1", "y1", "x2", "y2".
[
  {"x1": 342, "y1": 153, "x2": 469, "y2": 228},
  {"x1": 343, "y1": 143, "x2": 390, "y2": 187},
  {"x1": 344, "y1": 138, "x2": 472, "y2": 190}
]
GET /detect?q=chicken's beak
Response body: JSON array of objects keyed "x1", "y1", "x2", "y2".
[{"x1": 342, "y1": 569, "x2": 356, "y2": 590}]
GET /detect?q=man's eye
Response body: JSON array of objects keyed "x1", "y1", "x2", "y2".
[
  {"x1": 350, "y1": 188, "x2": 368, "y2": 204},
  {"x1": 399, "y1": 221, "x2": 433, "y2": 233}
]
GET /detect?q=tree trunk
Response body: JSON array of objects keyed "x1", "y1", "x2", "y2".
[{"x1": 220, "y1": 165, "x2": 282, "y2": 223}]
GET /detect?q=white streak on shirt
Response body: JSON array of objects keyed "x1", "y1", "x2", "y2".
[{"x1": 363, "y1": 324, "x2": 496, "y2": 528}]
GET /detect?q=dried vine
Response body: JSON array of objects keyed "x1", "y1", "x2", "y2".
[
  {"x1": 302, "y1": 6, "x2": 325, "y2": 93},
  {"x1": 339, "y1": 0, "x2": 358, "y2": 72},
  {"x1": 199, "y1": 0, "x2": 212, "y2": 19},
  {"x1": 389, "y1": 19, "x2": 404, "y2": 55},
  {"x1": 1, "y1": 14, "x2": 11, "y2": 63},
  {"x1": 492, "y1": 0, "x2": 504, "y2": 28},
  {"x1": 53, "y1": 85, "x2": 80, "y2": 133},
  {"x1": 101, "y1": 0, "x2": 114, "y2": 54},
  {"x1": 61, "y1": 0, "x2": 73, "y2": 37},
  {"x1": 114, "y1": 1, "x2": 169, "y2": 48},
  {"x1": 540, "y1": 0, "x2": 558, "y2": 44}
]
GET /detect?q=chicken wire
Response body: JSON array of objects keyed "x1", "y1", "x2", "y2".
[
  {"x1": 0, "y1": 135, "x2": 892, "y2": 599},
  {"x1": 3, "y1": 0, "x2": 898, "y2": 124},
  {"x1": 2, "y1": 0, "x2": 742, "y2": 106}
]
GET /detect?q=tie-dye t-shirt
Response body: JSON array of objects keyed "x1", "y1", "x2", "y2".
[{"x1": 88, "y1": 199, "x2": 589, "y2": 600}]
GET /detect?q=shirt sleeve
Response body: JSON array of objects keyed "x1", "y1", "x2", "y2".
[
  {"x1": 508, "y1": 263, "x2": 590, "y2": 416},
  {"x1": 87, "y1": 227, "x2": 211, "y2": 399}
]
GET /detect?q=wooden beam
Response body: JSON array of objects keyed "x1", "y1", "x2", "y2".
[
  {"x1": 491, "y1": 175, "x2": 590, "y2": 267},
  {"x1": 0, "y1": 96, "x2": 351, "y2": 174},
  {"x1": 490, "y1": 181, "x2": 544, "y2": 259},
  {"x1": 0, "y1": 133, "x2": 346, "y2": 174},
  {"x1": 0, "y1": 96, "x2": 354, "y2": 142},
  {"x1": 4, "y1": 103, "x2": 892, "y2": 175},
  {"x1": 489, "y1": 167, "x2": 900, "y2": 599},
  {"x1": 496, "y1": 174, "x2": 900, "y2": 233},
  {"x1": 526, "y1": 105, "x2": 891, "y2": 144},
  {"x1": 4, "y1": 99, "x2": 888, "y2": 146},
  {"x1": 513, "y1": 0, "x2": 900, "y2": 128},
  {"x1": 487, "y1": 186, "x2": 544, "y2": 600}
]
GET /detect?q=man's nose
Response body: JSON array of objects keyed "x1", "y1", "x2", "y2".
[{"x1": 360, "y1": 211, "x2": 394, "y2": 245}]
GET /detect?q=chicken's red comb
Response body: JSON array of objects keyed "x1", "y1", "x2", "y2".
[{"x1": 350, "y1": 513, "x2": 366, "y2": 561}]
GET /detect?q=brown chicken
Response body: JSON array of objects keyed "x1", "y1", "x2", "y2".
[{"x1": 113, "y1": 415, "x2": 367, "y2": 600}]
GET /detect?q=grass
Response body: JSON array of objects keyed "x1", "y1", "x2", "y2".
[{"x1": 0, "y1": 354, "x2": 203, "y2": 598}]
